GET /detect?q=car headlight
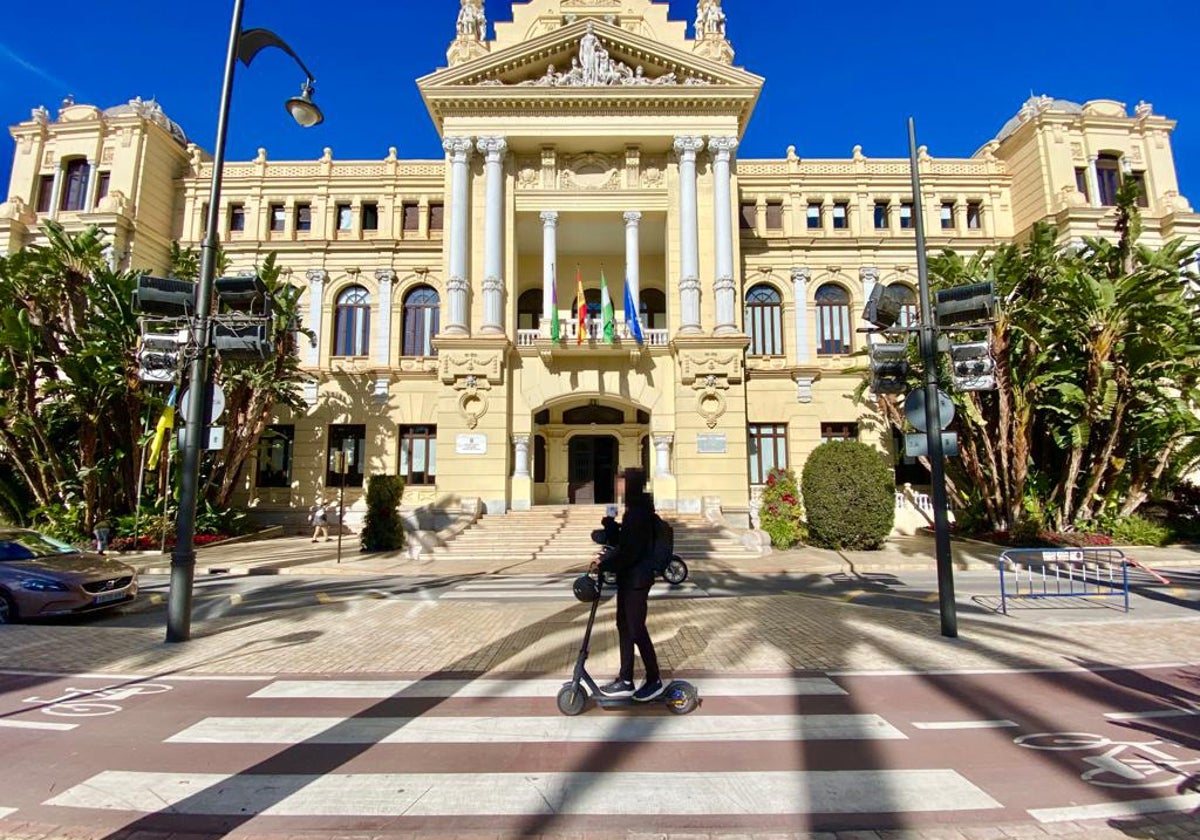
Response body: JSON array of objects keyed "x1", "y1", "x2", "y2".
[{"x1": 22, "y1": 578, "x2": 69, "y2": 592}]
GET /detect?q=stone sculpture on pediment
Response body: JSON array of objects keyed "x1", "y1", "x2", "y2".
[
  {"x1": 508, "y1": 23, "x2": 694, "y2": 88},
  {"x1": 456, "y1": 0, "x2": 486, "y2": 41}
]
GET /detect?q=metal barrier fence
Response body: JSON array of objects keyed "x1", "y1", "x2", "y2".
[{"x1": 998, "y1": 548, "x2": 1130, "y2": 614}]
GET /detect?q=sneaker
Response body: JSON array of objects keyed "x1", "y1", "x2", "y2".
[
  {"x1": 597, "y1": 679, "x2": 634, "y2": 697},
  {"x1": 633, "y1": 679, "x2": 665, "y2": 702}
]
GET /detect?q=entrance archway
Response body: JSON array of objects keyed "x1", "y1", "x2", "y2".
[{"x1": 531, "y1": 396, "x2": 650, "y2": 505}]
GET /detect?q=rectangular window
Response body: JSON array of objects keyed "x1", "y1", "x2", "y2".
[
  {"x1": 399, "y1": 425, "x2": 437, "y2": 486},
  {"x1": 255, "y1": 425, "x2": 294, "y2": 488},
  {"x1": 940, "y1": 202, "x2": 955, "y2": 230},
  {"x1": 899, "y1": 202, "x2": 913, "y2": 229},
  {"x1": 806, "y1": 202, "x2": 822, "y2": 230},
  {"x1": 95, "y1": 172, "x2": 110, "y2": 205},
  {"x1": 60, "y1": 159, "x2": 90, "y2": 212},
  {"x1": 747, "y1": 423, "x2": 787, "y2": 485},
  {"x1": 336, "y1": 203, "x2": 352, "y2": 231},
  {"x1": 36, "y1": 174, "x2": 54, "y2": 213},
  {"x1": 361, "y1": 202, "x2": 379, "y2": 231},
  {"x1": 428, "y1": 202, "x2": 444, "y2": 231},
  {"x1": 1075, "y1": 168, "x2": 1091, "y2": 202},
  {"x1": 1096, "y1": 157, "x2": 1121, "y2": 206},
  {"x1": 765, "y1": 200, "x2": 783, "y2": 230},
  {"x1": 295, "y1": 203, "x2": 312, "y2": 232},
  {"x1": 269, "y1": 203, "x2": 285, "y2": 232},
  {"x1": 966, "y1": 201, "x2": 982, "y2": 230},
  {"x1": 740, "y1": 201, "x2": 757, "y2": 230},
  {"x1": 832, "y1": 202, "x2": 848, "y2": 230},
  {"x1": 1128, "y1": 171, "x2": 1149, "y2": 208},
  {"x1": 402, "y1": 202, "x2": 420, "y2": 231},
  {"x1": 873, "y1": 201, "x2": 889, "y2": 230},
  {"x1": 228, "y1": 203, "x2": 245, "y2": 232},
  {"x1": 326, "y1": 424, "x2": 366, "y2": 489},
  {"x1": 820, "y1": 422, "x2": 858, "y2": 443}
]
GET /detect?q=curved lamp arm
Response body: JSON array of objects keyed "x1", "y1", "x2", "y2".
[{"x1": 238, "y1": 27, "x2": 317, "y2": 82}]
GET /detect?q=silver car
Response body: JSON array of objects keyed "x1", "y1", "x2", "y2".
[{"x1": 0, "y1": 529, "x2": 138, "y2": 623}]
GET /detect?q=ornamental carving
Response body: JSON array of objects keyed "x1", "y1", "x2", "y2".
[
  {"x1": 695, "y1": 375, "x2": 727, "y2": 429},
  {"x1": 680, "y1": 351, "x2": 743, "y2": 386},
  {"x1": 454, "y1": 374, "x2": 490, "y2": 430},
  {"x1": 559, "y1": 153, "x2": 622, "y2": 190},
  {"x1": 439, "y1": 349, "x2": 503, "y2": 385},
  {"x1": 517, "y1": 166, "x2": 540, "y2": 189}
]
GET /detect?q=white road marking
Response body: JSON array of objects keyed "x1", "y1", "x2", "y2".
[
  {"x1": 167, "y1": 713, "x2": 904, "y2": 744},
  {"x1": 1104, "y1": 708, "x2": 1200, "y2": 721},
  {"x1": 1029, "y1": 792, "x2": 1200, "y2": 822},
  {"x1": 250, "y1": 676, "x2": 846, "y2": 699},
  {"x1": 830, "y1": 661, "x2": 1195, "y2": 677},
  {"x1": 0, "y1": 719, "x2": 77, "y2": 731},
  {"x1": 912, "y1": 719, "x2": 1018, "y2": 730},
  {"x1": 0, "y1": 670, "x2": 268, "y2": 682},
  {"x1": 0, "y1": 807, "x2": 17, "y2": 818},
  {"x1": 46, "y1": 769, "x2": 1001, "y2": 816}
]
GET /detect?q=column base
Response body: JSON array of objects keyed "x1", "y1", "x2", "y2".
[
  {"x1": 713, "y1": 324, "x2": 740, "y2": 336},
  {"x1": 478, "y1": 325, "x2": 505, "y2": 336},
  {"x1": 677, "y1": 325, "x2": 704, "y2": 336},
  {"x1": 442, "y1": 325, "x2": 470, "y2": 337}
]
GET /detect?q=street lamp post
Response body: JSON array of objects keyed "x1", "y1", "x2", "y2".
[{"x1": 167, "y1": 0, "x2": 323, "y2": 642}]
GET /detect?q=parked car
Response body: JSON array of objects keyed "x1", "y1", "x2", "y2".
[{"x1": 0, "y1": 529, "x2": 138, "y2": 624}]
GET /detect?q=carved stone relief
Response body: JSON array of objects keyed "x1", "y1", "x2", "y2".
[
  {"x1": 439, "y1": 349, "x2": 503, "y2": 385},
  {"x1": 679, "y1": 351, "x2": 743, "y2": 386},
  {"x1": 559, "y1": 153, "x2": 622, "y2": 190}
]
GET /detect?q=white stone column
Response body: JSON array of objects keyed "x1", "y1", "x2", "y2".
[
  {"x1": 860, "y1": 266, "x2": 879, "y2": 342},
  {"x1": 791, "y1": 267, "x2": 810, "y2": 365},
  {"x1": 624, "y1": 211, "x2": 641, "y2": 328},
  {"x1": 374, "y1": 269, "x2": 396, "y2": 365},
  {"x1": 306, "y1": 269, "x2": 327, "y2": 367},
  {"x1": 1087, "y1": 155, "x2": 1102, "y2": 208},
  {"x1": 513, "y1": 434, "x2": 531, "y2": 478},
  {"x1": 653, "y1": 433, "x2": 674, "y2": 478},
  {"x1": 709, "y1": 136, "x2": 738, "y2": 334},
  {"x1": 48, "y1": 165, "x2": 64, "y2": 219},
  {"x1": 443, "y1": 136, "x2": 474, "y2": 335},
  {"x1": 674, "y1": 136, "x2": 705, "y2": 335},
  {"x1": 541, "y1": 211, "x2": 558, "y2": 336},
  {"x1": 83, "y1": 161, "x2": 99, "y2": 211},
  {"x1": 477, "y1": 136, "x2": 507, "y2": 335}
]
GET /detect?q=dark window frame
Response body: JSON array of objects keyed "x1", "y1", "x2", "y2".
[
  {"x1": 334, "y1": 285, "x2": 371, "y2": 357},
  {"x1": 398, "y1": 424, "x2": 437, "y2": 486},
  {"x1": 228, "y1": 203, "x2": 245, "y2": 232},
  {"x1": 401, "y1": 285, "x2": 440, "y2": 357},
  {"x1": 815, "y1": 283, "x2": 851, "y2": 356},
  {"x1": 765, "y1": 200, "x2": 783, "y2": 230},
  {"x1": 269, "y1": 203, "x2": 286, "y2": 232},
  {"x1": 820, "y1": 422, "x2": 858, "y2": 443},
  {"x1": 873, "y1": 201, "x2": 889, "y2": 230},
  {"x1": 806, "y1": 202, "x2": 822, "y2": 230},
  {"x1": 326, "y1": 424, "x2": 366, "y2": 489},
  {"x1": 59, "y1": 159, "x2": 90, "y2": 212},
  {"x1": 402, "y1": 202, "x2": 420, "y2": 232},
  {"x1": 36, "y1": 174, "x2": 54, "y2": 213},
  {"x1": 748, "y1": 423, "x2": 787, "y2": 485},
  {"x1": 428, "y1": 202, "x2": 444, "y2": 231},
  {"x1": 335, "y1": 203, "x2": 352, "y2": 231},
  {"x1": 295, "y1": 203, "x2": 312, "y2": 232},
  {"x1": 745, "y1": 283, "x2": 783, "y2": 356},
  {"x1": 361, "y1": 202, "x2": 379, "y2": 231},
  {"x1": 255, "y1": 424, "x2": 294, "y2": 488}
]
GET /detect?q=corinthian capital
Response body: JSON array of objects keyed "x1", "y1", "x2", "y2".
[
  {"x1": 708, "y1": 136, "x2": 739, "y2": 160},
  {"x1": 476, "y1": 136, "x2": 508, "y2": 160},
  {"x1": 673, "y1": 136, "x2": 706, "y2": 160},
  {"x1": 442, "y1": 136, "x2": 475, "y2": 161},
  {"x1": 540, "y1": 210, "x2": 559, "y2": 227},
  {"x1": 374, "y1": 268, "x2": 396, "y2": 286},
  {"x1": 860, "y1": 266, "x2": 880, "y2": 285},
  {"x1": 790, "y1": 267, "x2": 810, "y2": 285},
  {"x1": 306, "y1": 268, "x2": 328, "y2": 286}
]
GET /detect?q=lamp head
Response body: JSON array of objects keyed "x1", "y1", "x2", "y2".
[{"x1": 286, "y1": 79, "x2": 324, "y2": 128}]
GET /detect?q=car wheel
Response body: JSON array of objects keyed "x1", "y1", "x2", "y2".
[{"x1": 0, "y1": 591, "x2": 17, "y2": 625}]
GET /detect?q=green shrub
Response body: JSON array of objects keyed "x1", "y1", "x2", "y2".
[
  {"x1": 360, "y1": 474, "x2": 407, "y2": 552},
  {"x1": 801, "y1": 441, "x2": 894, "y2": 550},
  {"x1": 758, "y1": 467, "x2": 807, "y2": 548},
  {"x1": 1010, "y1": 517, "x2": 1044, "y2": 546},
  {"x1": 1109, "y1": 514, "x2": 1171, "y2": 547}
]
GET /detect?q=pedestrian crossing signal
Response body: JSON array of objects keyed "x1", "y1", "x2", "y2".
[{"x1": 868, "y1": 342, "x2": 909, "y2": 394}]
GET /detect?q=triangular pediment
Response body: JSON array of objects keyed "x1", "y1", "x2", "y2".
[{"x1": 420, "y1": 18, "x2": 761, "y2": 96}]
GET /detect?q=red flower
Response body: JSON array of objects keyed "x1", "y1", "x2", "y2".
[{"x1": 782, "y1": 494, "x2": 796, "y2": 504}]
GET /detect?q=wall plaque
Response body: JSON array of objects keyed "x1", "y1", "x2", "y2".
[
  {"x1": 697, "y1": 433, "x2": 727, "y2": 454},
  {"x1": 455, "y1": 433, "x2": 488, "y2": 455}
]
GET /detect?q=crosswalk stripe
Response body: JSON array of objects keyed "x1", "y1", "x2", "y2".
[
  {"x1": 167, "y1": 713, "x2": 904, "y2": 744},
  {"x1": 0, "y1": 719, "x2": 78, "y2": 731},
  {"x1": 0, "y1": 807, "x2": 16, "y2": 818},
  {"x1": 249, "y1": 676, "x2": 847, "y2": 699},
  {"x1": 439, "y1": 585, "x2": 705, "y2": 599},
  {"x1": 46, "y1": 769, "x2": 1002, "y2": 816},
  {"x1": 912, "y1": 719, "x2": 1018, "y2": 730},
  {"x1": 1028, "y1": 792, "x2": 1200, "y2": 822},
  {"x1": 1104, "y1": 708, "x2": 1200, "y2": 721}
]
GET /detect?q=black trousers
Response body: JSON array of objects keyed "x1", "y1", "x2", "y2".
[{"x1": 615, "y1": 585, "x2": 659, "y2": 684}]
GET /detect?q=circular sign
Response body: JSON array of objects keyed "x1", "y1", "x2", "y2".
[
  {"x1": 904, "y1": 388, "x2": 955, "y2": 433},
  {"x1": 179, "y1": 384, "x2": 227, "y2": 423}
]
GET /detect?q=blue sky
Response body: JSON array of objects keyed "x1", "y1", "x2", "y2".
[{"x1": 2, "y1": 0, "x2": 1198, "y2": 202}]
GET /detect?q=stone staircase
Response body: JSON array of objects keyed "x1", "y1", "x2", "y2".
[{"x1": 427, "y1": 504, "x2": 756, "y2": 566}]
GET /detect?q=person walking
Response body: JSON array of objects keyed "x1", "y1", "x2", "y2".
[
  {"x1": 591, "y1": 467, "x2": 664, "y2": 702},
  {"x1": 309, "y1": 501, "x2": 331, "y2": 542},
  {"x1": 93, "y1": 518, "x2": 112, "y2": 554}
]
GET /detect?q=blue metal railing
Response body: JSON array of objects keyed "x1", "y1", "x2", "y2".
[{"x1": 998, "y1": 548, "x2": 1130, "y2": 614}]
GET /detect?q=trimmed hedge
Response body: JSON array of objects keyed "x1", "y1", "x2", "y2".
[
  {"x1": 801, "y1": 441, "x2": 894, "y2": 550},
  {"x1": 360, "y1": 474, "x2": 407, "y2": 552}
]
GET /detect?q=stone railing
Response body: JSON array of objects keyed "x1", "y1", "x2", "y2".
[{"x1": 515, "y1": 319, "x2": 669, "y2": 347}]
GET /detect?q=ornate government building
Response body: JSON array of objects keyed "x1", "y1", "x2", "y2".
[{"x1": 2, "y1": 0, "x2": 1198, "y2": 529}]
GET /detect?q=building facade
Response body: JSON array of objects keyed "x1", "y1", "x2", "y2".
[{"x1": 2, "y1": 0, "x2": 1198, "y2": 529}]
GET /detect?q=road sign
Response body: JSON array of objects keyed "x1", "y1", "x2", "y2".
[
  {"x1": 905, "y1": 432, "x2": 959, "y2": 458},
  {"x1": 904, "y1": 388, "x2": 955, "y2": 433},
  {"x1": 179, "y1": 384, "x2": 227, "y2": 424}
]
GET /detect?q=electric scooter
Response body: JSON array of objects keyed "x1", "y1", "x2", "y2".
[{"x1": 556, "y1": 567, "x2": 700, "y2": 716}]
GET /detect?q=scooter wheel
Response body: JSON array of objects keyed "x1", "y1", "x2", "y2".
[
  {"x1": 663, "y1": 680, "x2": 699, "y2": 715},
  {"x1": 556, "y1": 684, "x2": 588, "y2": 716},
  {"x1": 664, "y1": 557, "x2": 688, "y2": 585}
]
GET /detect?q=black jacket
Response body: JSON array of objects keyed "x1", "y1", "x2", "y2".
[{"x1": 597, "y1": 499, "x2": 657, "y2": 590}]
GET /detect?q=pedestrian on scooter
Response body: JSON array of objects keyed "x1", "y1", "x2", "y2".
[{"x1": 591, "y1": 467, "x2": 664, "y2": 702}]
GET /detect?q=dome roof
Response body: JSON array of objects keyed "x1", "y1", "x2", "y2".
[
  {"x1": 995, "y1": 95, "x2": 1082, "y2": 143},
  {"x1": 102, "y1": 97, "x2": 187, "y2": 145}
]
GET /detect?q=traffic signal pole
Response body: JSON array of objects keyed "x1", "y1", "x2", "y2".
[{"x1": 908, "y1": 118, "x2": 958, "y2": 638}]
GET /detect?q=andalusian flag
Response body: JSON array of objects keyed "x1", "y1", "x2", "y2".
[
  {"x1": 575, "y1": 265, "x2": 586, "y2": 345},
  {"x1": 550, "y1": 264, "x2": 560, "y2": 342},
  {"x1": 624, "y1": 275, "x2": 645, "y2": 344},
  {"x1": 599, "y1": 268, "x2": 615, "y2": 345},
  {"x1": 146, "y1": 386, "x2": 177, "y2": 470}
]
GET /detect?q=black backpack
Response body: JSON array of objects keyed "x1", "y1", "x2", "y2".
[{"x1": 651, "y1": 515, "x2": 674, "y2": 574}]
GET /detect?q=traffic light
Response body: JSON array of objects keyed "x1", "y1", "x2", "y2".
[
  {"x1": 133, "y1": 276, "x2": 196, "y2": 316},
  {"x1": 214, "y1": 275, "x2": 271, "y2": 317},
  {"x1": 935, "y1": 281, "x2": 995, "y2": 327},
  {"x1": 862, "y1": 283, "x2": 903, "y2": 330},
  {"x1": 136, "y1": 330, "x2": 186, "y2": 383},
  {"x1": 949, "y1": 340, "x2": 996, "y2": 391},
  {"x1": 868, "y1": 341, "x2": 909, "y2": 394},
  {"x1": 212, "y1": 321, "x2": 273, "y2": 361}
]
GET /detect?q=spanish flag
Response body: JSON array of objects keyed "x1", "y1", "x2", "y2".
[
  {"x1": 146, "y1": 386, "x2": 177, "y2": 471},
  {"x1": 575, "y1": 265, "x2": 586, "y2": 345}
]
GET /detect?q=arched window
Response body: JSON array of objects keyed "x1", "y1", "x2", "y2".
[
  {"x1": 639, "y1": 288, "x2": 667, "y2": 330},
  {"x1": 744, "y1": 283, "x2": 783, "y2": 355},
  {"x1": 815, "y1": 283, "x2": 851, "y2": 356},
  {"x1": 888, "y1": 283, "x2": 918, "y2": 329},
  {"x1": 333, "y1": 285, "x2": 371, "y2": 356},
  {"x1": 402, "y1": 285, "x2": 440, "y2": 357},
  {"x1": 517, "y1": 289, "x2": 542, "y2": 331}
]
